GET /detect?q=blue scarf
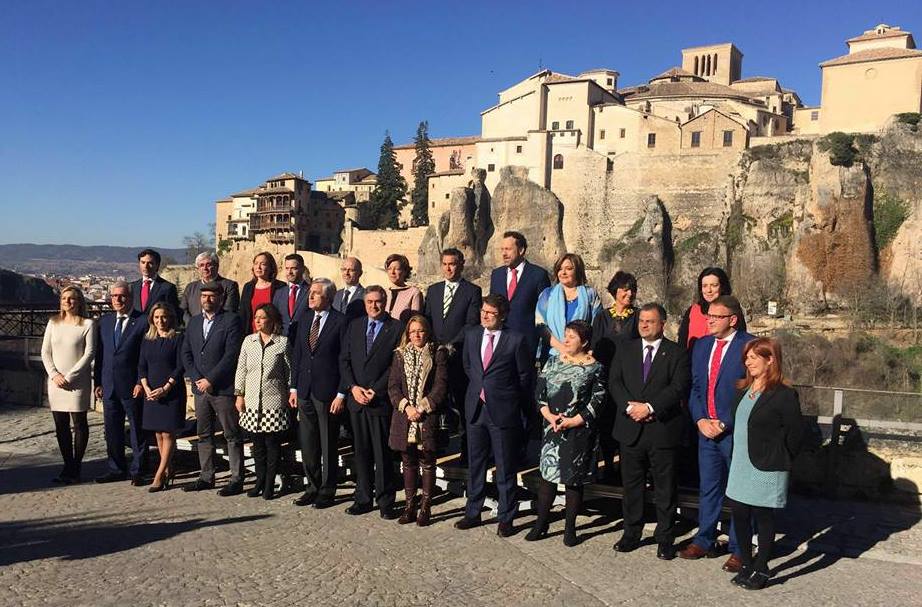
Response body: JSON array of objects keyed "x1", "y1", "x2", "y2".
[{"x1": 544, "y1": 284, "x2": 592, "y2": 356}]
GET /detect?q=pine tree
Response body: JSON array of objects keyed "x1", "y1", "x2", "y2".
[
  {"x1": 409, "y1": 121, "x2": 435, "y2": 226},
  {"x1": 366, "y1": 132, "x2": 406, "y2": 229}
]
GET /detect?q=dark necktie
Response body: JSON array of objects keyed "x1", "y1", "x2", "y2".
[
  {"x1": 309, "y1": 314, "x2": 321, "y2": 352},
  {"x1": 642, "y1": 344, "x2": 653, "y2": 382},
  {"x1": 366, "y1": 320, "x2": 377, "y2": 354},
  {"x1": 114, "y1": 316, "x2": 126, "y2": 347},
  {"x1": 479, "y1": 332, "x2": 495, "y2": 401},
  {"x1": 341, "y1": 289, "x2": 351, "y2": 313}
]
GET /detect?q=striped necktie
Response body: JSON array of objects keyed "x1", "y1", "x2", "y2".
[{"x1": 443, "y1": 282, "x2": 457, "y2": 318}]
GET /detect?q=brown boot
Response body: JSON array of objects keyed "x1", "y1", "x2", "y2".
[
  {"x1": 398, "y1": 491, "x2": 418, "y2": 524},
  {"x1": 417, "y1": 465, "x2": 436, "y2": 527}
]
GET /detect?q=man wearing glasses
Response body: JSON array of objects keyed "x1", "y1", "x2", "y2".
[{"x1": 679, "y1": 295, "x2": 754, "y2": 573}]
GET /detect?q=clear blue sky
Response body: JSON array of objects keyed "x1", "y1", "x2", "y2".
[{"x1": 1, "y1": 0, "x2": 919, "y2": 247}]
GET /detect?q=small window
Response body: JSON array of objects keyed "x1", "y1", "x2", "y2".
[
  {"x1": 565, "y1": 120, "x2": 574, "y2": 129},
  {"x1": 723, "y1": 130, "x2": 734, "y2": 147},
  {"x1": 551, "y1": 121, "x2": 559, "y2": 130},
  {"x1": 606, "y1": 78, "x2": 613, "y2": 86},
  {"x1": 488, "y1": 163, "x2": 495, "y2": 172},
  {"x1": 553, "y1": 154, "x2": 564, "y2": 170},
  {"x1": 445, "y1": 193, "x2": 449, "y2": 199},
  {"x1": 600, "y1": 129, "x2": 606, "y2": 140},
  {"x1": 691, "y1": 131, "x2": 701, "y2": 148},
  {"x1": 619, "y1": 128, "x2": 626, "y2": 138},
  {"x1": 810, "y1": 111, "x2": 819, "y2": 121},
  {"x1": 647, "y1": 133, "x2": 656, "y2": 148},
  {"x1": 516, "y1": 145, "x2": 523, "y2": 153},
  {"x1": 431, "y1": 182, "x2": 435, "y2": 188}
]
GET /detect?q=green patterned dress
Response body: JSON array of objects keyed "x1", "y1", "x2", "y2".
[{"x1": 536, "y1": 356, "x2": 606, "y2": 485}]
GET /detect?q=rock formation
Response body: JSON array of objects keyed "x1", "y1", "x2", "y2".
[{"x1": 0, "y1": 268, "x2": 57, "y2": 304}]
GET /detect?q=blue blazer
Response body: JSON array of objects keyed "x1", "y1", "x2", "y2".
[
  {"x1": 291, "y1": 309, "x2": 348, "y2": 404},
  {"x1": 689, "y1": 331, "x2": 755, "y2": 429},
  {"x1": 462, "y1": 325, "x2": 532, "y2": 429},
  {"x1": 182, "y1": 310, "x2": 244, "y2": 396},
  {"x1": 94, "y1": 311, "x2": 148, "y2": 400},
  {"x1": 272, "y1": 280, "x2": 311, "y2": 337},
  {"x1": 489, "y1": 261, "x2": 550, "y2": 355},
  {"x1": 130, "y1": 276, "x2": 180, "y2": 317}
]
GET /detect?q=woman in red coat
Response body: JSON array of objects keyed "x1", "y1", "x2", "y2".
[{"x1": 388, "y1": 315, "x2": 448, "y2": 527}]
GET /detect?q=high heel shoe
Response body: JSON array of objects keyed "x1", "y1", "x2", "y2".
[{"x1": 148, "y1": 477, "x2": 167, "y2": 493}]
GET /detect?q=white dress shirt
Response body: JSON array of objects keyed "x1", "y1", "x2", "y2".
[
  {"x1": 505, "y1": 261, "x2": 526, "y2": 290},
  {"x1": 480, "y1": 328, "x2": 503, "y2": 361}
]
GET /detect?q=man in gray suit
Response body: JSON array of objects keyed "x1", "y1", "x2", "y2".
[
  {"x1": 332, "y1": 256, "x2": 365, "y2": 320},
  {"x1": 180, "y1": 251, "x2": 241, "y2": 325}
]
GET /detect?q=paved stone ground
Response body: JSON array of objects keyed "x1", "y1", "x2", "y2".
[{"x1": 1, "y1": 403, "x2": 921, "y2": 607}]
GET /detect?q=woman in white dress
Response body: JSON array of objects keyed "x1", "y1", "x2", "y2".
[{"x1": 41, "y1": 286, "x2": 97, "y2": 483}]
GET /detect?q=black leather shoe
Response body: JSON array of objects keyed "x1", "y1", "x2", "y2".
[
  {"x1": 293, "y1": 492, "x2": 316, "y2": 507},
  {"x1": 345, "y1": 502, "x2": 374, "y2": 516},
  {"x1": 731, "y1": 567, "x2": 754, "y2": 586},
  {"x1": 524, "y1": 523, "x2": 549, "y2": 542},
  {"x1": 95, "y1": 472, "x2": 127, "y2": 484},
  {"x1": 453, "y1": 516, "x2": 482, "y2": 530},
  {"x1": 657, "y1": 543, "x2": 676, "y2": 560},
  {"x1": 130, "y1": 476, "x2": 145, "y2": 487},
  {"x1": 313, "y1": 496, "x2": 335, "y2": 509},
  {"x1": 217, "y1": 481, "x2": 244, "y2": 497},
  {"x1": 246, "y1": 486, "x2": 263, "y2": 498},
  {"x1": 183, "y1": 479, "x2": 214, "y2": 492},
  {"x1": 379, "y1": 506, "x2": 400, "y2": 520},
  {"x1": 614, "y1": 536, "x2": 641, "y2": 553},
  {"x1": 739, "y1": 571, "x2": 770, "y2": 590},
  {"x1": 497, "y1": 521, "x2": 515, "y2": 537},
  {"x1": 563, "y1": 529, "x2": 580, "y2": 547}
]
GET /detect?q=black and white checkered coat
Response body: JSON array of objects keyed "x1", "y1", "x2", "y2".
[{"x1": 234, "y1": 333, "x2": 291, "y2": 433}]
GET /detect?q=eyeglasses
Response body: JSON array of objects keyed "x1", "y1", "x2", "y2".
[{"x1": 707, "y1": 313, "x2": 734, "y2": 320}]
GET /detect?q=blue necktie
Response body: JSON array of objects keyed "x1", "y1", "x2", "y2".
[
  {"x1": 366, "y1": 320, "x2": 377, "y2": 354},
  {"x1": 114, "y1": 316, "x2": 125, "y2": 347}
]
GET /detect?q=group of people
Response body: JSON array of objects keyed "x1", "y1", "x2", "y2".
[{"x1": 41, "y1": 235, "x2": 804, "y2": 590}]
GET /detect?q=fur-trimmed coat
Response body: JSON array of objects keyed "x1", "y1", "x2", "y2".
[{"x1": 387, "y1": 345, "x2": 449, "y2": 452}]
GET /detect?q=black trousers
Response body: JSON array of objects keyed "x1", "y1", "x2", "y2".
[
  {"x1": 298, "y1": 396, "x2": 342, "y2": 499},
  {"x1": 251, "y1": 431, "x2": 284, "y2": 493},
  {"x1": 349, "y1": 409, "x2": 396, "y2": 510},
  {"x1": 620, "y1": 436, "x2": 677, "y2": 544},
  {"x1": 728, "y1": 498, "x2": 778, "y2": 574}
]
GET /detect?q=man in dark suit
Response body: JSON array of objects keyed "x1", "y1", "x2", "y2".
[
  {"x1": 454, "y1": 294, "x2": 532, "y2": 537},
  {"x1": 181, "y1": 282, "x2": 245, "y2": 495},
  {"x1": 488, "y1": 231, "x2": 550, "y2": 357},
  {"x1": 180, "y1": 251, "x2": 241, "y2": 325},
  {"x1": 289, "y1": 278, "x2": 348, "y2": 509},
  {"x1": 610, "y1": 303, "x2": 691, "y2": 560},
  {"x1": 273, "y1": 253, "x2": 311, "y2": 337},
  {"x1": 423, "y1": 248, "x2": 481, "y2": 449},
  {"x1": 131, "y1": 248, "x2": 180, "y2": 317},
  {"x1": 94, "y1": 281, "x2": 150, "y2": 484},
  {"x1": 679, "y1": 295, "x2": 755, "y2": 572},
  {"x1": 340, "y1": 285, "x2": 403, "y2": 518},
  {"x1": 332, "y1": 256, "x2": 366, "y2": 320}
]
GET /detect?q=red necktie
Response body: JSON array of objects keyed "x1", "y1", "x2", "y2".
[
  {"x1": 479, "y1": 332, "x2": 495, "y2": 402},
  {"x1": 507, "y1": 268, "x2": 518, "y2": 300},
  {"x1": 707, "y1": 339, "x2": 727, "y2": 419},
  {"x1": 288, "y1": 285, "x2": 297, "y2": 317},
  {"x1": 140, "y1": 279, "x2": 151, "y2": 311}
]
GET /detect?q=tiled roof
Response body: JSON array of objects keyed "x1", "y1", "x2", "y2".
[
  {"x1": 733, "y1": 76, "x2": 776, "y2": 83},
  {"x1": 820, "y1": 47, "x2": 922, "y2": 67},
  {"x1": 650, "y1": 67, "x2": 699, "y2": 81},
  {"x1": 267, "y1": 172, "x2": 307, "y2": 181},
  {"x1": 258, "y1": 186, "x2": 295, "y2": 194},
  {"x1": 847, "y1": 27, "x2": 913, "y2": 44},
  {"x1": 393, "y1": 135, "x2": 480, "y2": 150},
  {"x1": 231, "y1": 187, "x2": 264, "y2": 197},
  {"x1": 628, "y1": 79, "x2": 756, "y2": 102},
  {"x1": 335, "y1": 167, "x2": 372, "y2": 175}
]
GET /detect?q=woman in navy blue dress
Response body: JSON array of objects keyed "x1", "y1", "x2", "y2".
[{"x1": 139, "y1": 302, "x2": 186, "y2": 492}]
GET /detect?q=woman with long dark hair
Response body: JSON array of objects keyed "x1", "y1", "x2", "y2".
[
  {"x1": 239, "y1": 252, "x2": 286, "y2": 333},
  {"x1": 677, "y1": 267, "x2": 746, "y2": 352}
]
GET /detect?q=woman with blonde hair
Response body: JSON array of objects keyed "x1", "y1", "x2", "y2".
[
  {"x1": 387, "y1": 314, "x2": 448, "y2": 526},
  {"x1": 725, "y1": 337, "x2": 803, "y2": 590},
  {"x1": 138, "y1": 302, "x2": 186, "y2": 491},
  {"x1": 41, "y1": 286, "x2": 97, "y2": 484}
]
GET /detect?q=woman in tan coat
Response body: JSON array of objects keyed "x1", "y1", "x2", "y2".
[
  {"x1": 41, "y1": 286, "x2": 97, "y2": 483},
  {"x1": 388, "y1": 315, "x2": 448, "y2": 526}
]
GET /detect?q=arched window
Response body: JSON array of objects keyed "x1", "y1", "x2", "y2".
[
  {"x1": 694, "y1": 56, "x2": 699, "y2": 75},
  {"x1": 713, "y1": 53, "x2": 718, "y2": 75},
  {"x1": 553, "y1": 154, "x2": 564, "y2": 170},
  {"x1": 706, "y1": 54, "x2": 712, "y2": 76}
]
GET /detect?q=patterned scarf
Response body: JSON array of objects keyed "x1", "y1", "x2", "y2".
[{"x1": 400, "y1": 343, "x2": 432, "y2": 444}]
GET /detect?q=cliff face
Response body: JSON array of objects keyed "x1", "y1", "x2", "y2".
[
  {"x1": 0, "y1": 268, "x2": 57, "y2": 304},
  {"x1": 418, "y1": 121, "x2": 922, "y2": 315}
]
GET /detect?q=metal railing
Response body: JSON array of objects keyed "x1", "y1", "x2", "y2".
[{"x1": 0, "y1": 302, "x2": 111, "y2": 338}]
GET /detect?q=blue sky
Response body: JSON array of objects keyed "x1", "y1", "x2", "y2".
[{"x1": 1, "y1": 0, "x2": 919, "y2": 247}]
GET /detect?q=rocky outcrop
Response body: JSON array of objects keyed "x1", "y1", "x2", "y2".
[{"x1": 0, "y1": 268, "x2": 57, "y2": 304}]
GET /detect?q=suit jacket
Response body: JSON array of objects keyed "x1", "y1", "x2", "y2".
[
  {"x1": 130, "y1": 276, "x2": 180, "y2": 317},
  {"x1": 732, "y1": 384, "x2": 804, "y2": 471},
  {"x1": 181, "y1": 276, "x2": 241, "y2": 325},
  {"x1": 93, "y1": 311, "x2": 147, "y2": 400},
  {"x1": 291, "y1": 308, "x2": 348, "y2": 404},
  {"x1": 239, "y1": 279, "x2": 286, "y2": 334},
  {"x1": 272, "y1": 280, "x2": 311, "y2": 337},
  {"x1": 340, "y1": 315, "x2": 402, "y2": 416},
  {"x1": 333, "y1": 285, "x2": 366, "y2": 320},
  {"x1": 689, "y1": 331, "x2": 755, "y2": 429},
  {"x1": 462, "y1": 325, "x2": 532, "y2": 429},
  {"x1": 489, "y1": 261, "x2": 550, "y2": 353},
  {"x1": 609, "y1": 337, "x2": 691, "y2": 448},
  {"x1": 182, "y1": 310, "x2": 244, "y2": 396},
  {"x1": 424, "y1": 279, "x2": 482, "y2": 347}
]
